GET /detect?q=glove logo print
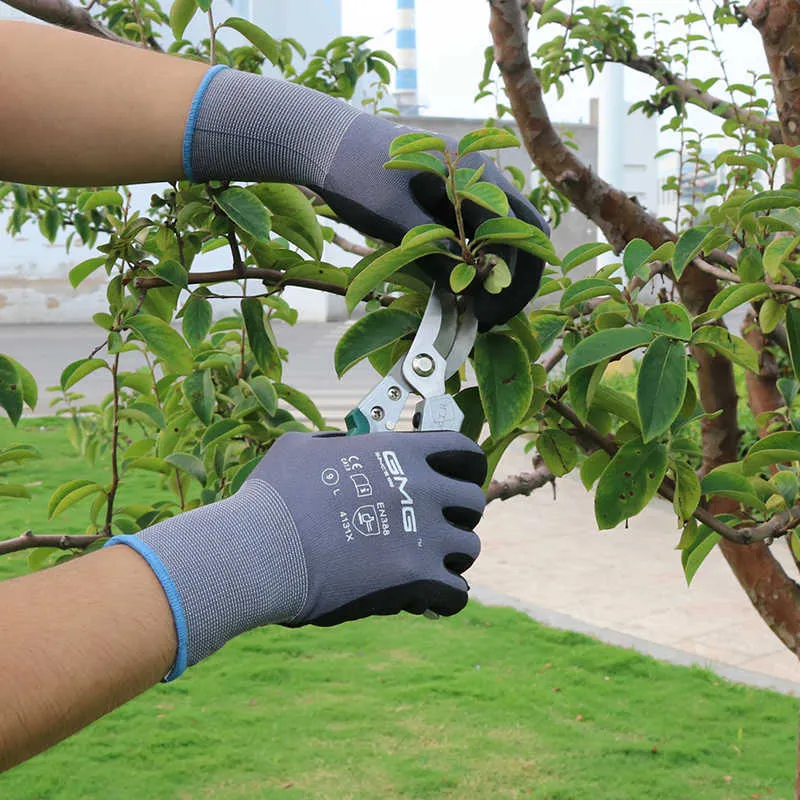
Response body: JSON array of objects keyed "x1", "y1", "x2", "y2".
[
  {"x1": 375, "y1": 450, "x2": 417, "y2": 534},
  {"x1": 352, "y1": 503, "x2": 390, "y2": 536}
]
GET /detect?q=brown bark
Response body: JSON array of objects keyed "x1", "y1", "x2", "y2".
[
  {"x1": 489, "y1": 0, "x2": 800, "y2": 656},
  {"x1": 0, "y1": 531, "x2": 105, "y2": 555},
  {"x1": 746, "y1": 0, "x2": 800, "y2": 148},
  {"x1": 2, "y1": 0, "x2": 132, "y2": 46}
]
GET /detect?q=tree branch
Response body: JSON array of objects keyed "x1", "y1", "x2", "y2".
[
  {"x1": 332, "y1": 232, "x2": 375, "y2": 257},
  {"x1": 529, "y1": 0, "x2": 782, "y2": 144},
  {"x1": 3, "y1": 0, "x2": 136, "y2": 46},
  {"x1": 486, "y1": 458, "x2": 555, "y2": 502},
  {"x1": 0, "y1": 530, "x2": 105, "y2": 556},
  {"x1": 132, "y1": 267, "x2": 393, "y2": 306}
]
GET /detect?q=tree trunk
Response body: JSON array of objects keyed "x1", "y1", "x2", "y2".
[{"x1": 488, "y1": 0, "x2": 800, "y2": 658}]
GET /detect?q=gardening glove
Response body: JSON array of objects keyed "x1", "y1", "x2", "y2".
[
  {"x1": 105, "y1": 430, "x2": 486, "y2": 680},
  {"x1": 184, "y1": 66, "x2": 549, "y2": 330}
]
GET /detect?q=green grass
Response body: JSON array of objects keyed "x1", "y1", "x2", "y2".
[{"x1": 1, "y1": 419, "x2": 798, "y2": 799}]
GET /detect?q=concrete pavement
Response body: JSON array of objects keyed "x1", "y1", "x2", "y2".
[{"x1": 2, "y1": 322, "x2": 799, "y2": 693}]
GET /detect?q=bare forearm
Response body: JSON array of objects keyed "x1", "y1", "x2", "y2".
[
  {"x1": 0, "y1": 21, "x2": 206, "y2": 185},
  {"x1": 0, "y1": 546, "x2": 176, "y2": 771}
]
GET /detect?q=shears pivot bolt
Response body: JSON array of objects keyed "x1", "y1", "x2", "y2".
[{"x1": 411, "y1": 354, "x2": 435, "y2": 377}]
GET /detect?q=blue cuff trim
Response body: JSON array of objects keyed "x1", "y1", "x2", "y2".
[
  {"x1": 182, "y1": 64, "x2": 229, "y2": 182},
  {"x1": 105, "y1": 535, "x2": 188, "y2": 682}
]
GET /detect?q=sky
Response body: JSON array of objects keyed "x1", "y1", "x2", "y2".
[{"x1": 340, "y1": 0, "x2": 771, "y2": 133}]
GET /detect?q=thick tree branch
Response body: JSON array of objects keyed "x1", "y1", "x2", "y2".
[
  {"x1": 132, "y1": 267, "x2": 393, "y2": 306},
  {"x1": 3, "y1": 0, "x2": 135, "y2": 46},
  {"x1": 0, "y1": 530, "x2": 105, "y2": 555},
  {"x1": 529, "y1": 0, "x2": 782, "y2": 144}
]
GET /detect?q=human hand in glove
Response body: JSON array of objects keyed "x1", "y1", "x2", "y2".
[
  {"x1": 185, "y1": 66, "x2": 549, "y2": 330},
  {"x1": 107, "y1": 431, "x2": 486, "y2": 680}
]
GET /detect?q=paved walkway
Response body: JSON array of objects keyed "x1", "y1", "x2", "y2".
[{"x1": 2, "y1": 323, "x2": 799, "y2": 693}]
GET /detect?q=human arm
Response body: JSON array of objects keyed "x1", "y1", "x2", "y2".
[
  {"x1": 0, "y1": 431, "x2": 485, "y2": 772},
  {"x1": 0, "y1": 19, "x2": 547, "y2": 328},
  {"x1": 0, "y1": 545, "x2": 176, "y2": 771},
  {"x1": 0, "y1": 20, "x2": 205, "y2": 185}
]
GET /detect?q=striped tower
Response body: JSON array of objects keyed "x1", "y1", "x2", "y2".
[{"x1": 395, "y1": 0, "x2": 418, "y2": 115}]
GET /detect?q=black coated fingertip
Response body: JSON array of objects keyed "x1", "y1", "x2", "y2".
[
  {"x1": 443, "y1": 505, "x2": 483, "y2": 531},
  {"x1": 427, "y1": 449, "x2": 488, "y2": 485},
  {"x1": 444, "y1": 551, "x2": 476, "y2": 575},
  {"x1": 430, "y1": 581, "x2": 469, "y2": 617}
]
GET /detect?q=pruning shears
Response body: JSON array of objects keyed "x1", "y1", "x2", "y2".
[{"x1": 345, "y1": 284, "x2": 478, "y2": 436}]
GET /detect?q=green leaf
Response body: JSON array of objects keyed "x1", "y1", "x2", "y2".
[
  {"x1": 673, "y1": 460, "x2": 701, "y2": 524},
  {"x1": 691, "y1": 326, "x2": 758, "y2": 373},
  {"x1": 0, "y1": 483, "x2": 31, "y2": 500},
  {"x1": 561, "y1": 242, "x2": 613, "y2": 274},
  {"x1": 484, "y1": 255, "x2": 512, "y2": 294},
  {"x1": 458, "y1": 128, "x2": 520, "y2": 155},
  {"x1": 637, "y1": 337, "x2": 687, "y2": 443},
  {"x1": 537, "y1": 429, "x2": 577, "y2": 477},
  {"x1": 169, "y1": 0, "x2": 197, "y2": 38},
  {"x1": 474, "y1": 333, "x2": 532, "y2": 438},
  {"x1": 565, "y1": 328, "x2": 652, "y2": 377},
  {"x1": 622, "y1": 238, "x2": 654, "y2": 281},
  {"x1": 246, "y1": 183, "x2": 323, "y2": 259},
  {"x1": 389, "y1": 132, "x2": 448, "y2": 155},
  {"x1": 737, "y1": 246, "x2": 764, "y2": 282},
  {"x1": 215, "y1": 187, "x2": 270, "y2": 241},
  {"x1": 701, "y1": 465, "x2": 765, "y2": 509},
  {"x1": 383, "y1": 152, "x2": 447, "y2": 178},
  {"x1": 770, "y1": 470, "x2": 798, "y2": 507},
  {"x1": 0, "y1": 444, "x2": 39, "y2": 466},
  {"x1": 165, "y1": 452, "x2": 207, "y2": 486},
  {"x1": 787, "y1": 306, "x2": 800, "y2": 382},
  {"x1": 454, "y1": 386, "x2": 485, "y2": 441},
  {"x1": 693, "y1": 283, "x2": 771, "y2": 325},
  {"x1": 345, "y1": 244, "x2": 441, "y2": 312},
  {"x1": 125, "y1": 456, "x2": 170, "y2": 475},
  {"x1": 275, "y1": 383, "x2": 326, "y2": 430},
  {"x1": 743, "y1": 431, "x2": 800, "y2": 474},
  {"x1": 241, "y1": 298, "x2": 281, "y2": 380},
  {"x1": 128, "y1": 314, "x2": 193, "y2": 376},
  {"x1": 741, "y1": 189, "x2": 800, "y2": 215},
  {"x1": 473, "y1": 217, "x2": 555, "y2": 262},
  {"x1": 450, "y1": 262, "x2": 476, "y2": 293},
  {"x1": 182, "y1": 296, "x2": 212, "y2": 348},
  {"x1": 248, "y1": 375, "x2": 277, "y2": 414},
  {"x1": 334, "y1": 308, "x2": 419, "y2": 377},
  {"x1": 759, "y1": 297, "x2": 785, "y2": 334},
  {"x1": 560, "y1": 278, "x2": 621, "y2": 310},
  {"x1": 401, "y1": 224, "x2": 456, "y2": 250},
  {"x1": 592, "y1": 384, "x2": 640, "y2": 429},
  {"x1": 569, "y1": 360, "x2": 607, "y2": 423},
  {"x1": 48, "y1": 479, "x2": 104, "y2": 519},
  {"x1": 672, "y1": 226, "x2": 711, "y2": 279},
  {"x1": 79, "y1": 190, "x2": 123, "y2": 213},
  {"x1": 529, "y1": 313, "x2": 567, "y2": 352},
  {"x1": 183, "y1": 370, "x2": 214, "y2": 425},
  {"x1": 594, "y1": 439, "x2": 668, "y2": 529},
  {"x1": 230, "y1": 457, "x2": 261, "y2": 494},
  {"x1": 202, "y1": 419, "x2": 246, "y2": 450},
  {"x1": 580, "y1": 450, "x2": 610, "y2": 491},
  {"x1": 458, "y1": 182, "x2": 509, "y2": 217},
  {"x1": 3, "y1": 355, "x2": 37, "y2": 410},
  {"x1": 68, "y1": 256, "x2": 106, "y2": 289},
  {"x1": 60, "y1": 358, "x2": 107, "y2": 392},
  {"x1": 641, "y1": 303, "x2": 692, "y2": 340},
  {"x1": 220, "y1": 17, "x2": 280, "y2": 64},
  {"x1": 151, "y1": 259, "x2": 188, "y2": 289},
  {"x1": 763, "y1": 235, "x2": 800, "y2": 281},
  {"x1": 0, "y1": 356, "x2": 22, "y2": 426},
  {"x1": 681, "y1": 524, "x2": 720, "y2": 586}
]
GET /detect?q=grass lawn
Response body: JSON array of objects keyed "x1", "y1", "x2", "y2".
[{"x1": 0, "y1": 419, "x2": 798, "y2": 799}]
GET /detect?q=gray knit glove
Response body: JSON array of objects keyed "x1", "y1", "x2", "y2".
[
  {"x1": 106, "y1": 431, "x2": 485, "y2": 679},
  {"x1": 184, "y1": 66, "x2": 548, "y2": 329}
]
